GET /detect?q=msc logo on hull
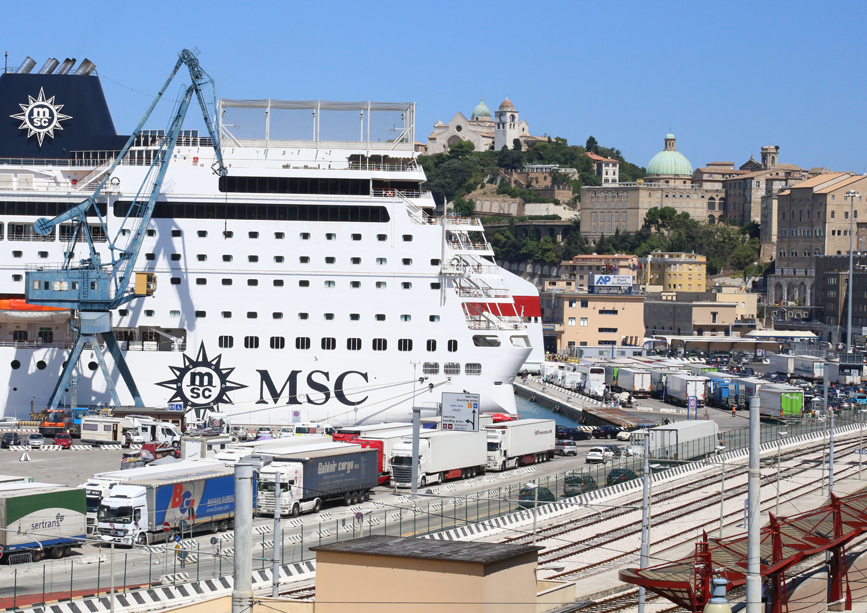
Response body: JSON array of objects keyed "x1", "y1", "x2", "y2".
[
  {"x1": 10, "y1": 87, "x2": 72, "y2": 146},
  {"x1": 157, "y1": 343, "x2": 247, "y2": 418}
]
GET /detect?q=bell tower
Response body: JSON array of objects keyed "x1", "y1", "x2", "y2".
[
  {"x1": 761, "y1": 145, "x2": 779, "y2": 169},
  {"x1": 494, "y1": 97, "x2": 520, "y2": 151}
]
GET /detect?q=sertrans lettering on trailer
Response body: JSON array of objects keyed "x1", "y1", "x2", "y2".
[{"x1": 154, "y1": 475, "x2": 240, "y2": 525}]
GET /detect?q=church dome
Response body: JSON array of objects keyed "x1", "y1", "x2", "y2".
[
  {"x1": 471, "y1": 97, "x2": 492, "y2": 120},
  {"x1": 499, "y1": 98, "x2": 515, "y2": 111},
  {"x1": 647, "y1": 133, "x2": 692, "y2": 177}
]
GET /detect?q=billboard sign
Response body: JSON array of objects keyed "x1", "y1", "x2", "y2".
[
  {"x1": 591, "y1": 275, "x2": 633, "y2": 288},
  {"x1": 441, "y1": 392, "x2": 481, "y2": 432}
]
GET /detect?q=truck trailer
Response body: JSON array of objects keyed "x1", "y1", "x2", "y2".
[
  {"x1": 793, "y1": 356, "x2": 824, "y2": 380},
  {"x1": 485, "y1": 419, "x2": 555, "y2": 471},
  {"x1": 353, "y1": 428, "x2": 414, "y2": 485},
  {"x1": 759, "y1": 384, "x2": 804, "y2": 418},
  {"x1": 825, "y1": 361, "x2": 862, "y2": 385},
  {"x1": 0, "y1": 483, "x2": 86, "y2": 562},
  {"x1": 664, "y1": 374, "x2": 709, "y2": 407},
  {"x1": 615, "y1": 368, "x2": 653, "y2": 397},
  {"x1": 331, "y1": 422, "x2": 411, "y2": 443},
  {"x1": 391, "y1": 430, "x2": 487, "y2": 488},
  {"x1": 630, "y1": 421, "x2": 719, "y2": 460},
  {"x1": 768, "y1": 354, "x2": 795, "y2": 376},
  {"x1": 256, "y1": 446, "x2": 379, "y2": 516}
]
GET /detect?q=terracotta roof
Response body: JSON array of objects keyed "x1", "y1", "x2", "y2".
[
  {"x1": 695, "y1": 167, "x2": 747, "y2": 175},
  {"x1": 586, "y1": 151, "x2": 619, "y2": 164},
  {"x1": 774, "y1": 163, "x2": 802, "y2": 171}
]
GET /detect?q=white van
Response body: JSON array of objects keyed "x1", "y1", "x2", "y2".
[{"x1": 279, "y1": 422, "x2": 335, "y2": 437}]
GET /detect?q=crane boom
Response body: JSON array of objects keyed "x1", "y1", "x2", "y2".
[{"x1": 24, "y1": 48, "x2": 227, "y2": 411}]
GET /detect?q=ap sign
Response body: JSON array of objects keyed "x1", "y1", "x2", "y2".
[
  {"x1": 591, "y1": 275, "x2": 633, "y2": 287},
  {"x1": 441, "y1": 392, "x2": 481, "y2": 432}
]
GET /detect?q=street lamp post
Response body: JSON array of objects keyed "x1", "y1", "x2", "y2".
[
  {"x1": 860, "y1": 409, "x2": 867, "y2": 479},
  {"x1": 845, "y1": 189, "x2": 860, "y2": 353},
  {"x1": 716, "y1": 445, "x2": 726, "y2": 538},
  {"x1": 776, "y1": 431, "x2": 787, "y2": 516},
  {"x1": 526, "y1": 481, "x2": 539, "y2": 546}
]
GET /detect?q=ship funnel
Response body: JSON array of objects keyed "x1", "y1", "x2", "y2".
[
  {"x1": 72, "y1": 59, "x2": 96, "y2": 76},
  {"x1": 17, "y1": 57, "x2": 36, "y2": 74},
  {"x1": 56, "y1": 58, "x2": 77, "y2": 75},
  {"x1": 38, "y1": 58, "x2": 59, "y2": 74}
]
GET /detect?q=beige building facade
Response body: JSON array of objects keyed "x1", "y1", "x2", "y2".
[
  {"x1": 644, "y1": 298, "x2": 738, "y2": 336},
  {"x1": 557, "y1": 254, "x2": 639, "y2": 290},
  {"x1": 637, "y1": 252, "x2": 707, "y2": 292},
  {"x1": 587, "y1": 151, "x2": 620, "y2": 184},
  {"x1": 544, "y1": 291, "x2": 646, "y2": 351},
  {"x1": 722, "y1": 146, "x2": 805, "y2": 225}
]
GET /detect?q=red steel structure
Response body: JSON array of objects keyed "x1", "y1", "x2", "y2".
[{"x1": 620, "y1": 489, "x2": 867, "y2": 613}]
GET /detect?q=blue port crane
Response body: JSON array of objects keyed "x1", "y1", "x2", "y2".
[{"x1": 25, "y1": 48, "x2": 227, "y2": 411}]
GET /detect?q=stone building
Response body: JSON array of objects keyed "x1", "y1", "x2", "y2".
[
  {"x1": 587, "y1": 151, "x2": 620, "y2": 184},
  {"x1": 645, "y1": 133, "x2": 693, "y2": 185},
  {"x1": 637, "y1": 251, "x2": 708, "y2": 292},
  {"x1": 644, "y1": 297, "x2": 738, "y2": 336},
  {"x1": 692, "y1": 162, "x2": 748, "y2": 190},
  {"x1": 721, "y1": 146, "x2": 805, "y2": 225},
  {"x1": 556, "y1": 254, "x2": 640, "y2": 290},
  {"x1": 427, "y1": 97, "x2": 540, "y2": 155},
  {"x1": 769, "y1": 172, "x2": 867, "y2": 307},
  {"x1": 814, "y1": 254, "x2": 867, "y2": 345}
]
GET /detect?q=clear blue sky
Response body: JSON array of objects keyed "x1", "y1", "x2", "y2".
[{"x1": 6, "y1": 0, "x2": 866, "y2": 173}]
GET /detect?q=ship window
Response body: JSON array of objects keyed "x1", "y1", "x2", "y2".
[
  {"x1": 248, "y1": 255, "x2": 259, "y2": 263},
  {"x1": 402, "y1": 235, "x2": 413, "y2": 242},
  {"x1": 244, "y1": 336, "x2": 259, "y2": 349},
  {"x1": 145, "y1": 253, "x2": 155, "y2": 260},
  {"x1": 402, "y1": 258, "x2": 412, "y2": 266},
  {"x1": 274, "y1": 232, "x2": 284, "y2": 239},
  {"x1": 219, "y1": 176, "x2": 371, "y2": 197},
  {"x1": 171, "y1": 254, "x2": 181, "y2": 261},
  {"x1": 222, "y1": 311, "x2": 232, "y2": 318},
  {"x1": 326, "y1": 233, "x2": 336, "y2": 241},
  {"x1": 430, "y1": 315, "x2": 441, "y2": 322},
  {"x1": 223, "y1": 255, "x2": 233, "y2": 262},
  {"x1": 375, "y1": 314, "x2": 386, "y2": 321},
  {"x1": 270, "y1": 336, "x2": 285, "y2": 349},
  {"x1": 147, "y1": 229, "x2": 156, "y2": 237},
  {"x1": 170, "y1": 310, "x2": 181, "y2": 317},
  {"x1": 175, "y1": 278, "x2": 186, "y2": 285},
  {"x1": 351, "y1": 233, "x2": 361, "y2": 241},
  {"x1": 430, "y1": 283, "x2": 441, "y2": 289},
  {"x1": 325, "y1": 257, "x2": 335, "y2": 264},
  {"x1": 300, "y1": 233, "x2": 310, "y2": 240},
  {"x1": 324, "y1": 280, "x2": 335, "y2": 288},
  {"x1": 12, "y1": 331, "x2": 27, "y2": 341},
  {"x1": 248, "y1": 231, "x2": 259, "y2": 239},
  {"x1": 248, "y1": 279, "x2": 258, "y2": 286},
  {"x1": 247, "y1": 312, "x2": 258, "y2": 319},
  {"x1": 376, "y1": 258, "x2": 387, "y2": 266},
  {"x1": 296, "y1": 337, "x2": 311, "y2": 350},
  {"x1": 465, "y1": 363, "x2": 482, "y2": 375},
  {"x1": 377, "y1": 234, "x2": 387, "y2": 241},
  {"x1": 321, "y1": 337, "x2": 336, "y2": 350},
  {"x1": 372, "y1": 338, "x2": 387, "y2": 351},
  {"x1": 400, "y1": 314, "x2": 411, "y2": 322},
  {"x1": 38, "y1": 251, "x2": 48, "y2": 258},
  {"x1": 121, "y1": 229, "x2": 130, "y2": 236},
  {"x1": 274, "y1": 256, "x2": 284, "y2": 263},
  {"x1": 423, "y1": 362, "x2": 439, "y2": 375},
  {"x1": 473, "y1": 335, "x2": 501, "y2": 347},
  {"x1": 299, "y1": 280, "x2": 310, "y2": 287},
  {"x1": 426, "y1": 340, "x2": 437, "y2": 352},
  {"x1": 197, "y1": 254, "x2": 207, "y2": 262},
  {"x1": 222, "y1": 279, "x2": 232, "y2": 285},
  {"x1": 300, "y1": 256, "x2": 310, "y2": 263},
  {"x1": 273, "y1": 312, "x2": 283, "y2": 319},
  {"x1": 145, "y1": 310, "x2": 154, "y2": 317},
  {"x1": 195, "y1": 311, "x2": 206, "y2": 317},
  {"x1": 12, "y1": 274, "x2": 22, "y2": 282},
  {"x1": 351, "y1": 257, "x2": 361, "y2": 264},
  {"x1": 12, "y1": 251, "x2": 22, "y2": 258},
  {"x1": 224, "y1": 231, "x2": 234, "y2": 238},
  {"x1": 402, "y1": 282, "x2": 412, "y2": 289},
  {"x1": 347, "y1": 338, "x2": 362, "y2": 351},
  {"x1": 119, "y1": 310, "x2": 129, "y2": 316},
  {"x1": 198, "y1": 231, "x2": 208, "y2": 238},
  {"x1": 349, "y1": 313, "x2": 360, "y2": 321},
  {"x1": 351, "y1": 281, "x2": 361, "y2": 288},
  {"x1": 273, "y1": 279, "x2": 284, "y2": 287},
  {"x1": 324, "y1": 313, "x2": 334, "y2": 320},
  {"x1": 172, "y1": 230, "x2": 182, "y2": 237},
  {"x1": 398, "y1": 339, "x2": 413, "y2": 351},
  {"x1": 444, "y1": 362, "x2": 460, "y2": 375},
  {"x1": 431, "y1": 259, "x2": 441, "y2": 265},
  {"x1": 219, "y1": 336, "x2": 233, "y2": 348},
  {"x1": 448, "y1": 340, "x2": 458, "y2": 352},
  {"x1": 376, "y1": 282, "x2": 387, "y2": 289},
  {"x1": 298, "y1": 313, "x2": 308, "y2": 320}
]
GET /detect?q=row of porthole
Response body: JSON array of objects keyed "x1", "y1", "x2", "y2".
[{"x1": 10, "y1": 359, "x2": 98, "y2": 371}]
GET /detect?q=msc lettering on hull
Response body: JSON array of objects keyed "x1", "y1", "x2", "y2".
[{"x1": 257, "y1": 369, "x2": 370, "y2": 406}]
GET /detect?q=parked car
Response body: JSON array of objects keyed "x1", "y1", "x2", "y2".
[
  {"x1": 564, "y1": 473, "x2": 597, "y2": 496},
  {"x1": 231, "y1": 426, "x2": 249, "y2": 441},
  {"x1": 555, "y1": 440, "x2": 579, "y2": 456},
  {"x1": 616, "y1": 430, "x2": 636, "y2": 441},
  {"x1": 517, "y1": 486, "x2": 556, "y2": 509},
  {"x1": 1, "y1": 432, "x2": 21, "y2": 448},
  {"x1": 255, "y1": 427, "x2": 275, "y2": 440},
  {"x1": 606, "y1": 468, "x2": 639, "y2": 486},
  {"x1": 26, "y1": 433, "x2": 45, "y2": 448},
  {"x1": 603, "y1": 444, "x2": 623, "y2": 458},
  {"x1": 592, "y1": 425, "x2": 622, "y2": 439},
  {"x1": 0, "y1": 416, "x2": 19, "y2": 429},
  {"x1": 557, "y1": 426, "x2": 592, "y2": 441},
  {"x1": 53, "y1": 433, "x2": 72, "y2": 449},
  {"x1": 586, "y1": 446, "x2": 614, "y2": 464}
]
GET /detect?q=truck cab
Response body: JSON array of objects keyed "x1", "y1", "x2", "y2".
[
  {"x1": 486, "y1": 430, "x2": 506, "y2": 470},
  {"x1": 97, "y1": 484, "x2": 147, "y2": 545},
  {"x1": 256, "y1": 464, "x2": 320, "y2": 517}
]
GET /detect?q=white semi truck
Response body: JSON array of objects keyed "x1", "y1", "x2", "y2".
[
  {"x1": 484, "y1": 419, "x2": 555, "y2": 471},
  {"x1": 630, "y1": 420, "x2": 719, "y2": 460},
  {"x1": 664, "y1": 374, "x2": 709, "y2": 407},
  {"x1": 391, "y1": 430, "x2": 487, "y2": 488},
  {"x1": 616, "y1": 368, "x2": 653, "y2": 397}
]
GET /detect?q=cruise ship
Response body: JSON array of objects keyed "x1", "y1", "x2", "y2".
[{"x1": 0, "y1": 54, "x2": 543, "y2": 426}]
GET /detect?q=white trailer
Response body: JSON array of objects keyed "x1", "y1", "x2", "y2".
[
  {"x1": 575, "y1": 364, "x2": 606, "y2": 383},
  {"x1": 664, "y1": 374, "x2": 709, "y2": 407},
  {"x1": 733, "y1": 376, "x2": 766, "y2": 408},
  {"x1": 793, "y1": 356, "x2": 824, "y2": 380},
  {"x1": 630, "y1": 421, "x2": 719, "y2": 460},
  {"x1": 768, "y1": 354, "x2": 795, "y2": 376},
  {"x1": 616, "y1": 368, "x2": 652, "y2": 397},
  {"x1": 484, "y1": 419, "x2": 555, "y2": 471},
  {"x1": 391, "y1": 430, "x2": 487, "y2": 488},
  {"x1": 648, "y1": 368, "x2": 682, "y2": 398},
  {"x1": 825, "y1": 361, "x2": 862, "y2": 385}
]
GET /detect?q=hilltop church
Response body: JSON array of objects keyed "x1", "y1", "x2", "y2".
[{"x1": 427, "y1": 97, "x2": 543, "y2": 155}]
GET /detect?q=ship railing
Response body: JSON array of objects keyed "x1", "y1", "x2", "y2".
[
  {"x1": 464, "y1": 315, "x2": 525, "y2": 331},
  {"x1": 440, "y1": 216, "x2": 485, "y2": 229},
  {"x1": 446, "y1": 239, "x2": 493, "y2": 252},
  {"x1": 454, "y1": 288, "x2": 512, "y2": 299},
  {"x1": 350, "y1": 161, "x2": 420, "y2": 172},
  {"x1": 0, "y1": 340, "x2": 72, "y2": 349},
  {"x1": 372, "y1": 189, "x2": 427, "y2": 199},
  {"x1": 441, "y1": 262, "x2": 501, "y2": 276}
]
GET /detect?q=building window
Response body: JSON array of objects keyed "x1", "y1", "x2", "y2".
[
  {"x1": 581, "y1": 300, "x2": 588, "y2": 308},
  {"x1": 599, "y1": 309, "x2": 619, "y2": 315},
  {"x1": 270, "y1": 336, "x2": 286, "y2": 349},
  {"x1": 711, "y1": 311, "x2": 718, "y2": 323},
  {"x1": 580, "y1": 318, "x2": 588, "y2": 326},
  {"x1": 218, "y1": 335, "x2": 233, "y2": 348},
  {"x1": 398, "y1": 339, "x2": 413, "y2": 351},
  {"x1": 244, "y1": 336, "x2": 259, "y2": 349},
  {"x1": 296, "y1": 337, "x2": 311, "y2": 350},
  {"x1": 598, "y1": 327, "x2": 617, "y2": 333},
  {"x1": 568, "y1": 317, "x2": 576, "y2": 326},
  {"x1": 426, "y1": 339, "x2": 437, "y2": 352},
  {"x1": 465, "y1": 363, "x2": 482, "y2": 376},
  {"x1": 444, "y1": 362, "x2": 460, "y2": 375},
  {"x1": 448, "y1": 339, "x2": 458, "y2": 352},
  {"x1": 372, "y1": 338, "x2": 387, "y2": 351},
  {"x1": 321, "y1": 337, "x2": 337, "y2": 350},
  {"x1": 347, "y1": 338, "x2": 362, "y2": 351}
]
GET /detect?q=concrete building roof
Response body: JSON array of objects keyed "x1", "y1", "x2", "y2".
[
  {"x1": 311, "y1": 535, "x2": 541, "y2": 564},
  {"x1": 814, "y1": 174, "x2": 864, "y2": 193},
  {"x1": 787, "y1": 171, "x2": 851, "y2": 191}
]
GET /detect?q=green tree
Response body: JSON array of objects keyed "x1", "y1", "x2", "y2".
[
  {"x1": 512, "y1": 138, "x2": 523, "y2": 151},
  {"x1": 585, "y1": 136, "x2": 598, "y2": 154},
  {"x1": 451, "y1": 196, "x2": 475, "y2": 217},
  {"x1": 447, "y1": 139, "x2": 475, "y2": 158}
]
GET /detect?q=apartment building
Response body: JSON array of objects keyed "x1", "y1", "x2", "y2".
[{"x1": 637, "y1": 252, "x2": 707, "y2": 292}]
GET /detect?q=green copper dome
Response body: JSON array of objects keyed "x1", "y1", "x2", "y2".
[
  {"x1": 647, "y1": 133, "x2": 692, "y2": 176},
  {"x1": 471, "y1": 97, "x2": 492, "y2": 120}
]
